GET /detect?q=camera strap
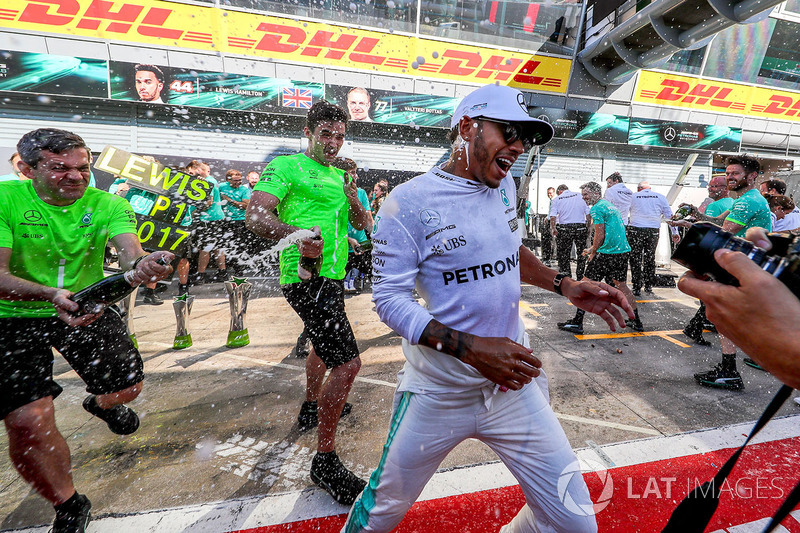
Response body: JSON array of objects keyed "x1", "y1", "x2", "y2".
[{"x1": 662, "y1": 384, "x2": 795, "y2": 533}]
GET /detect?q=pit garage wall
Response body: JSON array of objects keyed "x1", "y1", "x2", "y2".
[{"x1": 1, "y1": 6, "x2": 800, "y2": 194}]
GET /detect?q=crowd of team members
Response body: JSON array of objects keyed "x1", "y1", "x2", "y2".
[
  {"x1": 545, "y1": 155, "x2": 797, "y2": 390},
  {"x1": 1, "y1": 90, "x2": 798, "y2": 533}
]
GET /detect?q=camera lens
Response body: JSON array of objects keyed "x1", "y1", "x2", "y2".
[{"x1": 672, "y1": 223, "x2": 761, "y2": 285}]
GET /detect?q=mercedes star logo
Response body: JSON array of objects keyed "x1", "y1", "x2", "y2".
[
  {"x1": 24, "y1": 210, "x2": 42, "y2": 222},
  {"x1": 419, "y1": 209, "x2": 441, "y2": 227}
]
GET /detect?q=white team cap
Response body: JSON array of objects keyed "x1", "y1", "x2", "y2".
[{"x1": 450, "y1": 84, "x2": 554, "y2": 146}]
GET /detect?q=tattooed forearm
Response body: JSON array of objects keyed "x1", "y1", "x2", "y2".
[{"x1": 419, "y1": 319, "x2": 474, "y2": 360}]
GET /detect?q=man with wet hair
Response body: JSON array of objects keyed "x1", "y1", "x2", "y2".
[
  {"x1": 342, "y1": 84, "x2": 633, "y2": 533},
  {"x1": 759, "y1": 178, "x2": 787, "y2": 197},
  {"x1": 0, "y1": 128, "x2": 173, "y2": 533},
  {"x1": 683, "y1": 155, "x2": 772, "y2": 388},
  {"x1": 246, "y1": 101, "x2": 371, "y2": 506}
]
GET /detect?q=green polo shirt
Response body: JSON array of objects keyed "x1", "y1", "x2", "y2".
[
  {"x1": 219, "y1": 182, "x2": 251, "y2": 221},
  {"x1": 705, "y1": 197, "x2": 734, "y2": 219},
  {"x1": 254, "y1": 153, "x2": 349, "y2": 284},
  {"x1": 591, "y1": 199, "x2": 631, "y2": 254},
  {"x1": 0, "y1": 181, "x2": 136, "y2": 317},
  {"x1": 725, "y1": 189, "x2": 772, "y2": 236}
]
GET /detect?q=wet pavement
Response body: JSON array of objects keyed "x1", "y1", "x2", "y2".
[{"x1": 1, "y1": 272, "x2": 798, "y2": 531}]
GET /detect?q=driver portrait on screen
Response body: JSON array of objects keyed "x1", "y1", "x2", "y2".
[
  {"x1": 134, "y1": 64, "x2": 166, "y2": 104},
  {"x1": 346, "y1": 87, "x2": 372, "y2": 122}
]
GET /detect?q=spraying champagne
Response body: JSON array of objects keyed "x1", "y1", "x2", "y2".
[
  {"x1": 70, "y1": 256, "x2": 171, "y2": 315},
  {"x1": 297, "y1": 227, "x2": 323, "y2": 281}
]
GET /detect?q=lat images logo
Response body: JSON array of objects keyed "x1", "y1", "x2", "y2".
[{"x1": 557, "y1": 458, "x2": 614, "y2": 516}]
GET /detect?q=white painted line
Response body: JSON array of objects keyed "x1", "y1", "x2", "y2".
[{"x1": 557, "y1": 413, "x2": 662, "y2": 436}]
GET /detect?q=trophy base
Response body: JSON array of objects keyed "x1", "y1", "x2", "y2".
[
  {"x1": 226, "y1": 329, "x2": 250, "y2": 348},
  {"x1": 173, "y1": 334, "x2": 193, "y2": 350},
  {"x1": 129, "y1": 333, "x2": 138, "y2": 350}
]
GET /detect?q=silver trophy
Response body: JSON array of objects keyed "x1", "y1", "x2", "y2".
[
  {"x1": 117, "y1": 287, "x2": 138, "y2": 349},
  {"x1": 225, "y1": 277, "x2": 252, "y2": 348},
  {"x1": 172, "y1": 293, "x2": 195, "y2": 350}
]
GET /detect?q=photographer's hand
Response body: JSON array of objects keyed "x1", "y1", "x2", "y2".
[{"x1": 678, "y1": 248, "x2": 800, "y2": 389}]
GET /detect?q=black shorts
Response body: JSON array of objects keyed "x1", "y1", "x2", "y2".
[
  {"x1": 194, "y1": 219, "x2": 225, "y2": 252},
  {"x1": 281, "y1": 277, "x2": 360, "y2": 369},
  {"x1": 583, "y1": 252, "x2": 629, "y2": 284},
  {"x1": 0, "y1": 308, "x2": 144, "y2": 420}
]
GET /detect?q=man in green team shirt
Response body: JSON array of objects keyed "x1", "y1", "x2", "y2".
[
  {"x1": 0, "y1": 129, "x2": 174, "y2": 533},
  {"x1": 558, "y1": 180, "x2": 642, "y2": 334},
  {"x1": 218, "y1": 168, "x2": 252, "y2": 276},
  {"x1": 678, "y1": 155, "x2": 772, "y2": 390},
  {"x1": 246, "y1": 101, "x2": 371, "y2": 506},
  {"x1": 676, "y1": 175, "x2": 733, "y2": 346}
]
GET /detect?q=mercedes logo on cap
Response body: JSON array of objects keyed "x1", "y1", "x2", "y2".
[
  {"x1": 517, "y1": 93, "x2": 527, "y2": 112},
  {"x1": 24, "y1": 210, "x2": 42, "y2": 222}
]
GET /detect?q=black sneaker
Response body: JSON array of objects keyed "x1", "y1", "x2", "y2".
[
  {"x1": 644, "y1": 287, "x2": 653, "y2": 294},
  {"x1": 626, "y1": 318, "x2": 645, "y2": 332},
  {"x1": 557, "y1": 320, "x2": 583, "y2": 335},
  {"x1": 702, "y1": 320, "x2": 718, "y2": 333},
  {"x1": 683, "y1": 327, "x2": 711, "y2": 346},
  {"x1": 142, "y1": 292, "x2": 164, "y2": 305},
  {"x1": 83, "y1": 395, "x2": 140, "y2": 435},
  {"x1": 189, "y1": 272, "x2": 205, "y2": 286},
  {"x1": 632, "y1": 288, "x2": 641, "y2": 297},
  {"x1": 310, "y1": 452, "x2": 367, "y2": 506},
  {"x1": 295, "y1": 331, "x2": 311, "y2": 358},
  {"x1": 53, "y1": 494, "x2": 91, "y2": 533},
  {"x1": 298, "y1": 401, "x2": 353, "y2": 432},
  {"x1": 694, "y1": 364, "x2": 744, "y2": 390},
  {"x1": 743, "y1": 358, "x2": 766, "y2": 371}
]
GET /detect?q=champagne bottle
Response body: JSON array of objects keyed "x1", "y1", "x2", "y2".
[
  {"x1": 297, "y1": 232, "x2": 322, "y2": 281},
  {"x1": 70, "y1": 257, "x2": 169, "y2": 315}
]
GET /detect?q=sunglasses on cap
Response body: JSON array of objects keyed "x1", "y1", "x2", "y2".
[{"x1": 476, "y1": 118, "x2": 536, "y2": 150}]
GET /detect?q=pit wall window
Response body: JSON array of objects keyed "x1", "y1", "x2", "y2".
[{"x1": 219, "y1": 0, "x2": 582, "y2": 55}]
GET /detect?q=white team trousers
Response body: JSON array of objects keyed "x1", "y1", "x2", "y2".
[{"x1": 341, "y1": 378, "x2": 597, "y2": 533}]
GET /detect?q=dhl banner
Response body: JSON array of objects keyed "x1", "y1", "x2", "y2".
[
  {"x1": 635, "y1": 70, "x2": 800, "y2": 123},
  {"x1": 0, "y1": 0, "x2": 571, "y2": 93}
]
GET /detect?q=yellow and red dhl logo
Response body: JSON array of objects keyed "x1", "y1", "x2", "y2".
[
  {"x1": 0, "y1": 0, "x2": 571, "y2": 93},
  {"x1": 635, "y1": 70, "x2": 800, "y2": 122}
]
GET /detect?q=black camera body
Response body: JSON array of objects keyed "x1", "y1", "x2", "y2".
[{"x1": 671, "y1": 222, "x2": 800, "y2": 297}]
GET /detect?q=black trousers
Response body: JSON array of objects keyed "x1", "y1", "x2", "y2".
[
  {"x1": 539, "y1": 215, "x2": 554, "y2": 261},
  {"x1": 555, "y1": 223, "x2": 587, "y2": 279},
  {"x1": 628, "y1": 226, "x2": 660, "y2": 290}
]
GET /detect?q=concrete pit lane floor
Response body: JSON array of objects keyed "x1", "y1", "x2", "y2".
[{"x1": 1, "y1": 277, "x2": 798, "y2": 531}]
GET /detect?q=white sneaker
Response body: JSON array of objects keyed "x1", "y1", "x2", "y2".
[{"x1": 344, "y1": 280, "x2": 355, "y2": 293}]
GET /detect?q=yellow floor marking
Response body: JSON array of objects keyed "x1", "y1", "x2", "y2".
[
  {"x1": 574, "y1": 329, "x2": 691, "y2": 348},
  {"x1": 519, "y1": 301, "x2": 542, "y2": 317}
]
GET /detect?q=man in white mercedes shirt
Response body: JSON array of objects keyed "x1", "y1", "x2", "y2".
[{"x1": 341, "y1": 84, "x2": 634, "y2": 533}]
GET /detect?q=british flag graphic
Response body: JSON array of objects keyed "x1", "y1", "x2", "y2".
[{"x1": 282, "y1": 87, "x2": 313, "y2": 108}]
